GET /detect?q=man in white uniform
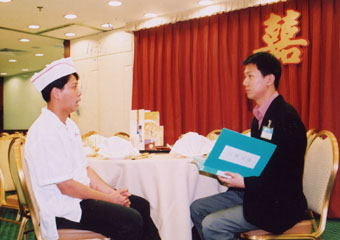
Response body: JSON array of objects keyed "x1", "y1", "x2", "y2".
[{"x1": 25, "y1": 57, "x2": 160, "y2": 240}]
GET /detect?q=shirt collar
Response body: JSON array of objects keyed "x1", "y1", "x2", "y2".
[
  {"x1": 253, "y1": 91, "x2": 279, "y2": 122},
  {"x1": 41, "y1": 107, "x2": 71, "y2": 128}
]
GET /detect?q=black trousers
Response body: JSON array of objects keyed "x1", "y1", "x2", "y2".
[{"x1": 56, "y1": 195, "x2": 161, "y2": 240}]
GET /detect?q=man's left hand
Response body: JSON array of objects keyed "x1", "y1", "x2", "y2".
[{"x1": 217, "y1": 172, "x2": 245, "y2": 188}]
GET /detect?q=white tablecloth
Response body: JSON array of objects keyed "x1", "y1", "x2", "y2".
[{"x1": 88, "y1": 153, "x2": 227, "y2": 240}]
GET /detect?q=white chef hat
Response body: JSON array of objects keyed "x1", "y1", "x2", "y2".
[{"x1": 31, "y1": 57, "x2": 77, "y2": 91}]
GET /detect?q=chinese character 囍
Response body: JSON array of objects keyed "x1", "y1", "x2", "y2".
[{"x1": 254, "y1": 10, "x2": 308, "y2": 64}]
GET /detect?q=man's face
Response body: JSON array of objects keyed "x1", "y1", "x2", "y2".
[
  {"x1": 242, "y1": 63, "x2": 270, "y2": 103},
  {"x1": 59, "y1": 74, "x2": 81, "y2": 113}
]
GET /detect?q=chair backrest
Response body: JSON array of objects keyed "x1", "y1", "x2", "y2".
[
  {"x1": 81, "y1": 131, "x2": 98, "y2": 141},
  {"x1": 242, "y1": 129, "x2": 251, "y2": 136},
  {"x1": 306, "y1": 129, "x2": 318, "y2": 151},
  {"x1": 11, "y1": 137, "x2": 44, "y2": 240},
  {"x1": 206, "y1": 129, "x2": 222, "y2": 141},
  {"x1": 303, "y1": 130, "x2": 339, "y2": 234},
  {"x1": 0, "y1": 132, "x2": 9, "y2": 137},
  {"x1": 82, "y1": 131, "x2": 106, "y2": 150},
  {"x1": 114, "y1": 132, "x2": 130, "y2": 141},
  {"x1": 8, "y1": 137, "x2": 27, "y2": 212},
  {"x1": 0, "y1": 134, "x2": 18, "y2": 191}
]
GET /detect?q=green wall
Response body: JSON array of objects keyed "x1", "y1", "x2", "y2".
[{"x1": 3, "y1": 72, "x2": 46, "y2": 130}]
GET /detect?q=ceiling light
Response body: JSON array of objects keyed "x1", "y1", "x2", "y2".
[
  {"x1": 35, "y1": 53, "x2": 44, "y2": 56},
  {"x1": 0, "y1": 73, "x2": 7, "y2": 76},
  {"x1": 144, "y1": 13, "x2": 157, "y2": 18},
  {"x1": 108, "y1": 1, "x2": 122, "y2": 7},
  {"x1": 8, "y1": 59, "x2": 16, "y2": 62},
  {"x1": 101, "y1": 23, "x2": 113, "y2": 28},
  {"x1": 64, "y1": 14, "x2": 77, "y2": 19},
  {"x1": 0, "y1": 0, "x2": 12, "y2": 2},
  {"x1": 19, "y1": 38, "x2": 30, "y2": 42},
  {"x1": 22, "y1": 69, "x2": 29, "y2": 71},
  {"x1": 65, "y1": 32, "x2": 76, "y2": 37},
  {"x1": 28, "y1": 24, "x2": 40, "y2": 29},
  {"x1": 198, "y1": 0, "x2": 213, "y2": 6}
]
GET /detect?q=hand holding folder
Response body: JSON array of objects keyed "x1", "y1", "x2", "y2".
[{"x1": 199, "y1": 128, "x2": 277, "y2": 178}]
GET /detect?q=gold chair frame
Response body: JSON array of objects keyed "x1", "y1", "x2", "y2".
[
  {"x1": 242, "y1": 129, "x2": 251, "y2": 135},
  {"x1": 241, "y1": 130, "x2": 339, "y2": 239},
  {"x1": 114, "y1": 131, "x2": 130, "y2": 141},
  {"x1": 206, "y1": 129, "x2": 222, "y2": 141},
  {"x1": 306, "y1": 129, "x2": 318, "y2": 151},
  {"x1": 12, "y1": 137, "x2": 107, "y2": 240},
  {"x1": 81, "y1": 130, "x2": 98, "y2": 141},
  {"x1": 0, "y1": 132, "x2": 9, "y2": 137}
]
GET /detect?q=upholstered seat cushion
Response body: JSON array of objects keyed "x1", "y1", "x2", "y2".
[
  {"x1": 5, "y1": 193, "x2": 19, "y2": 207},
  {"x1": 242, "y1": 220, "x2": 312, "y2": 236},
  {"x1": 58, "y1": 229, "x2": 107, "y2": 240}
]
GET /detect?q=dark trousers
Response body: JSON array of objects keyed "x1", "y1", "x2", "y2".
[{"x1": 56, "y1": 195, "x2": 161, "y2": 240}]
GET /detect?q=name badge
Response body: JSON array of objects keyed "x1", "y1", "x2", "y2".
[{"x1": 261, "y1": 120, "x2": 273, "y2": 140}]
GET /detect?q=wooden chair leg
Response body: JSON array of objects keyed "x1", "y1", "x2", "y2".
[
  {"x1": 15, "y1": 210, "x2": 21, "y2": 221},
  {"x1": 16, "y1": 216, "x2": 28, "y2": 240}
]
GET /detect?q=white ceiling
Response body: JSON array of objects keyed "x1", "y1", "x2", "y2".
[{"x1": 0, "y1": 0, "x2": 251, "y2": 77}]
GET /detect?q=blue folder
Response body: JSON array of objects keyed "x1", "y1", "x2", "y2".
[{"x1": 202, "y1": 128, "x2": 276, "y2": 177}]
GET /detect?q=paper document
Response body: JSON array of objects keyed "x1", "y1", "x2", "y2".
[{"x1": 201, "y1": 128, "x2": 276, "y2": 177}]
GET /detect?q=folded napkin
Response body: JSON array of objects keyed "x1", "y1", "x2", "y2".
[
  {"x1": 97, "y1": 136, "x2": 139, "y2": 159},
  {"x1": 170, "y1": 132, "x2": 214, "y2": 157},
  {"x1": 83, "y1": 146, "x2": 96, "y2": 156},
  {"x1": 85, "y1": 134, "x2": 107, "y2": 149},
  {"x1": 193, "y1": 156, "x2": 207, "y2": 170}
]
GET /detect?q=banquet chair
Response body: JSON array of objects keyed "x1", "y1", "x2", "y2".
[
  {"x1": 242, "y1": 129, "x2": 251, "y2": 136},
  {"x1": 0, "y1": 134, "x2": 22, "y2": 224},
  {"x1": 206, "y1": 129, "x2": 222, "y2": 141},
  {"x1": 0, "y1": 167, "x2": 20, "y2": 220},
  {"x1": 81, "y1": 130, "x2": 98, "y2": 141},
  {"x1": 82, "y1": 131, "x2": 99, "y2": 150},
  {"x1": 114, "y1": 131, "x2": 130, "y2": 141},
  {"x1": 11, "y1": 137, "x2": 108, "y2": 240},
  {"x1": 0, "y1": 132, "x2": 9, "y2": 137},
  {"x1": 240, "y1": 130, "x2": 339, "y2": 239},
  {"x1": 8, "y1": 136, "x2": 32, "y2": 240}
]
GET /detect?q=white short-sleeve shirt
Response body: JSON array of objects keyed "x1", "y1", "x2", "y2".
[{"x1": 25, "y1": 108, "x2": 90, "y2": 240}]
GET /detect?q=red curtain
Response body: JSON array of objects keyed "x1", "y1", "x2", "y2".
[{"x1": 132, "y1": 0, "x2": 340, "y2": 218}]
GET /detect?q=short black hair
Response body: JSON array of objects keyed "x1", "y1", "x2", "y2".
[
  {"x1": 243, "y1": 52, "x2": 281, "y2": 89},
  {"x1": 41, "y1": 72, "x2": 79, "y2": 102}
]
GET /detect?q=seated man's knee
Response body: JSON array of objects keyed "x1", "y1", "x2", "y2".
[
  {"x1": 131, "y1": 195, "x2": 150, "y2": 208},
  {"x1": 129, "y1": 209, "x2": 144, "y2": 230},
  {"x1": 202, "y1": 214, "x2": 219, "y2": 234},
  {"x1": 190, "y1": 199, "x2": 207, "y2": 220},
  {"x1": 190, "y1": 199, "x2": 201, "y2": 215},
  {"x1": 137, "y1": 196, "x2": 150, "y2": 210},
  {"x1": 130, "y1": 195, "x2": 151, "y2": 216},
  {"x1": 122, "y1": 209, "x2": 144, "y2": 239}
]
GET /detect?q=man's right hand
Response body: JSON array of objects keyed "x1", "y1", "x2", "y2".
[
  {"x1": 108, "y1": 189, "x2": 131, "y2": 207},
  {"x1": 57, "y1": 178, "x2": 132, "y2": 207}
]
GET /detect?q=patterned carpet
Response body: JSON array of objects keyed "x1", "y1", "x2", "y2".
[
  {"x1": 321, "y1": 219, "x2": 340, "y2": 240},
  {"x1": 0, "y1": 208, "x2": 339, "y2": 239},
  {"x1": 0, "y1": 208, "x2": 35, "y2": 240}
]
